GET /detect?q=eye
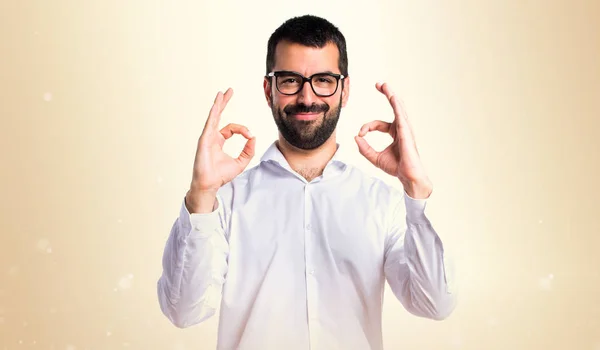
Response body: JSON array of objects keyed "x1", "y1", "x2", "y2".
[
  {"x1": 278, "y1": 75, "x2": 302, "y2": 85},
  {"x1": 318, "y1": 77, "x2": 333, "y2": 83}
]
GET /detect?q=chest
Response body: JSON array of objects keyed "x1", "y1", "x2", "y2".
[{"x1": 226, "y1": 185, "x2": 389, "y2": 271}]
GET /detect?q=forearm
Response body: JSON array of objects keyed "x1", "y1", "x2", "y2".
[
  {"x1": 385, "y1": 193, "x2": 457, "y2": 320},
  {"x1": 401, "y1": 219, "x2": 456, "y2": 319},
  {"x1": 157, "y1": 198, "x2": 229, "y2": 328}
]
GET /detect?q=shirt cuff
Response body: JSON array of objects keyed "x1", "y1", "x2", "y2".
[
  {"x1": 179, "y1": 196, "x2": 223, "y2": 238},
  {"x1": 403, "y1": 191, "x2": 431, "y2": 225}
]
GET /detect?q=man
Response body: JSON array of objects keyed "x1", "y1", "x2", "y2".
[{"x1": 157, "y1": 14, "x2": 457, "y2": 350}]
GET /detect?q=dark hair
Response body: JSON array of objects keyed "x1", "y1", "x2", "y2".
[{"x1": 266, "y1": 15, "x2": 348, "y2": 77}]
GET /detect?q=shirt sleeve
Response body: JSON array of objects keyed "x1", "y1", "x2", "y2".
[
  {"x1": 383, "y1": 191, "x2": 458, "y2": 320},
  {"x1": 156, "y1": 194, "x2": 229, "y2": 328}
]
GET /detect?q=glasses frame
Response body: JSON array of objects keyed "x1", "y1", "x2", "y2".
[{"x1": 267, "y1": 70, "x2": 345, "y2": 97}]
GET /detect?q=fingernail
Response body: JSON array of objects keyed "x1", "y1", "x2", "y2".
[{"x1": 248, "y1": 130, "x2": 253, "y2": 138}]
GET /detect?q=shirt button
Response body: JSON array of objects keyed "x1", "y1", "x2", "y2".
[
  {"x1": 309, "y1": 269, "x2": 315, "y2": 275},
  {"x1": 306, "y1": 224, "x2": 312, "y2": 230}
]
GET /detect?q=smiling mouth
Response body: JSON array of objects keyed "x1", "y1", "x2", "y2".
[{"x1": 291, "y1": 113, "x2": 320, "y2": 121}]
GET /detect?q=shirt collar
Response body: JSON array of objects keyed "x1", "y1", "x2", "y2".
[{"x1": 259, "y1": 141, "x2": 347, "y2": 180}]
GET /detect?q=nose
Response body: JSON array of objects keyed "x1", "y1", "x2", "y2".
[{"x1": 296, "y1": 80, "x2": 317, "y2": 105}]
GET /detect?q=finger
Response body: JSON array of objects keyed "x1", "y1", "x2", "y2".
[
  {"x1": 376, "y1": 82, "x2": 394, "y2": 101},
  {"x1": 204, "y1": 91, "x2": 224, "y2": 131},
  {"x1": 220, "y1": 123, "x2": 253, "y2": 140},
  {"x1": 376, "y1": 82, "x2": 420, "y2": 150},
  {"x1": 235, "y1": 136, "x2": 256, "y2": 169},
  {"x1": 376, "y1": 82, "x2": 399, "y2": 115},
  {"x1": 358, "y1": 120, "x2": 391, "y2": 137},
  {"x1": 389, "y1": 92, "x2": 407, "y2": 118},
  {"x1": 390, "y1": 95, "x2": 408, "y2": 128},
  {"x1": 377, "y1": 83, "x2": 413, "y2": 139},
  {"x1": 206, "y1": 88, "x2": 234, "y2": 129},
  {"x1": 220, "y1": 88, "x2": 234, "y2": 114},
  {"x1": 375, "y1": 81, "x2": 393, "y2": 101},
  {"x1": 389, "y1": 95, "x2": 416, "y2": 142},
  {"x1": 354, "y1": 135, "x2": 379, "y2": 166},
  {"x1": 376, "y1": 82, "x2": 411, "y2": 120}
]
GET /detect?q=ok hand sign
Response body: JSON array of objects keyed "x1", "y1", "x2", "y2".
[
  {"x1": 186, "y1": 88, "x2": 256, "y2": 212},
  {"x1": 354, "y1": 83, "x2": 433, "y2": 199}
]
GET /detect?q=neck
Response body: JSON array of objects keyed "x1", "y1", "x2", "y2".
[{"x1": 276, "y1": 133, "x2": 338, "y2": 182}]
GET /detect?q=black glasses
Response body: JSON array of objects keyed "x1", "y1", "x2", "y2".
[{"x1": 267, "y1": 70, "x2": 345, "y2": 97}]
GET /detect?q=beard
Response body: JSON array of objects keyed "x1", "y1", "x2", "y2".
[{"x1": 271, "y1": 95, "x2": 342, "y2": 150}]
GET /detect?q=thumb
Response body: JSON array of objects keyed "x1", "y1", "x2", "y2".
[{"x1": 354, "y1": 135, "x2": 378, "y2": 166}]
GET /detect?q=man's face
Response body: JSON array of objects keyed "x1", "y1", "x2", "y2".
[{"x1": 264, "y1": 41, "x2": 350, "y2": 150}]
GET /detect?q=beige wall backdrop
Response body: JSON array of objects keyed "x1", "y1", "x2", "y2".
[{"x1": 1, "y1": 0, "x2": 599, "y2": 349}]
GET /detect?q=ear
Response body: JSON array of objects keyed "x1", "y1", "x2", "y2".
[
  {"x1": 341, "y1": 75, "x2": 350, "y2": 108},
  {"x1": 263, "y1": 77, "x2": 272, "y2": 108}
]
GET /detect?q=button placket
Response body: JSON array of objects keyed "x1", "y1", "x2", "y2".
[
  {"x1": 304, "y1": 184, "x2": 319, "y2": 343},
  {"x1": 304, "y1": 185, "x2": 314, "y2": 276}
]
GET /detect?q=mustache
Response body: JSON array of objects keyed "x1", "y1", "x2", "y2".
[{"x1": 283, "y1": 103, "x2": 329, "y2": 115}]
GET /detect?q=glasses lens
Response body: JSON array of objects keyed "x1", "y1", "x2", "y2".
[
  {"x1": 276, "y1": 73, "x2": 303, "y2": 95},
  {"x1": 275, "y1": 72, "x2": 339, "y2": 96},
  {"x1": 311, "y1": 74, "x2": 338, "y2": 96}
]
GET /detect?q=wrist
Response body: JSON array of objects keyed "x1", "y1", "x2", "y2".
[
  {"x1": 401, "y1": 178, "x2": 433, "y2": 199},
  {"x1": 185, "y1": 189, "x2": 218, "y2": 214}
]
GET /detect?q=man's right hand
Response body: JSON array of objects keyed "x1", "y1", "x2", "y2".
[{"x1": 186, "y1": 88, "x2": 256, "y2": 213}]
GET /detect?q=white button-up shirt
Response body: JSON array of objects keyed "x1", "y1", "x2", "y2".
[{"x1": 157, "y1": 142, "x2": 457, "y2": 350}]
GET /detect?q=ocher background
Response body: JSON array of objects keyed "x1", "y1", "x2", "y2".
[{"x1": 1, "y1": 0, "x2": 599, "y2": 349}]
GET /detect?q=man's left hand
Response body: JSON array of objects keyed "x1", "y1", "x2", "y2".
[{"x1": 355, "y1": 82, "x2": 433, "y2": 199}]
